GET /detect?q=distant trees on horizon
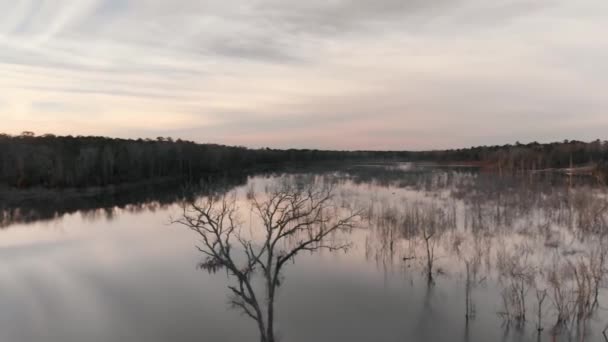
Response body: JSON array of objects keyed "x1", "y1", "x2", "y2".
[
  {"x1": 1, "y1": 132, "x2": 607, "y2": 189},
  {"x1": 0, "y1": 132, "x2": 401, "y2": 189}
]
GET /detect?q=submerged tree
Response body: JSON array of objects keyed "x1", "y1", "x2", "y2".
[
  {"x1": 401, "y1": 201, "x2": 455, "y2": 283},
  {"x1": 453, "y1": 233, "x2": 485, "y2": 321},
  {"x1": 496, "y1": 243, "x2": 536, "y2": 324},
  {"x1": 174, "y1": 183, "x2": 359, "y2": 342}
]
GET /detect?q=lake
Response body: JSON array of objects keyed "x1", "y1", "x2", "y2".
[{"x1": 1, "y1": 163, "x2": 607, "y2": 342}]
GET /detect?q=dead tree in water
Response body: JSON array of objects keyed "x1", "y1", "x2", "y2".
[
  {"x1": 590, "y1": 241, "x2": 608, "y2": 309},
  {"x1": 547, "y1": 257, "x2": 574, "y2": 328},
  {"x1": 422, "y1": 224, "x2": 436, "y2": 283},
  {"x1": 402, "y1": 202, "x2": 455, "y2": 284},
  {"x1": 454, "y1": 234, "x2": 484, "y2": 321},
  {"x1": 174, "y1": 184, "x2": 359, "y2": 342},
  {"x1": 535, "y1": 289, "x2": 547, "y2": 333},
  {"x1": 497, "y1": 243, "x2": 535, "y2": 324}
]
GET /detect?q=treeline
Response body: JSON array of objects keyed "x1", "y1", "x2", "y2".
[
  {"x1": 415, "y1": 139, "x2": 608, "y2": 183},
  {"x1": 0, "y1": 132, "x2": 411, "y2": 188},
  {"x1": 1, "y1": 132, "x2": 607, "y2": 189},
  {"x1": 418, "y1": 139, "x2": 608, "y2": 170}
]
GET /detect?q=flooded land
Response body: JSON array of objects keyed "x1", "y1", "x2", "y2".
[{"x1": 1, "y1": 163, "x2": 607, "y2": 342}]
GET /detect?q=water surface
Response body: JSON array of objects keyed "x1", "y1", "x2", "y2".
[{"x1": 1, "y1": 164, "x2": 607, "y2": 342}]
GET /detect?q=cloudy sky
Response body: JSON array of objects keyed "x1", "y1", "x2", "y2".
[{"x1": 0, "y1": 0, "x2": 606, "y2": 150}]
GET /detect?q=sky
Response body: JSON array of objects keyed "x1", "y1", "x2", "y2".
[{"x1": 0, "y1": 0, "x2": 607, "y2": 150}]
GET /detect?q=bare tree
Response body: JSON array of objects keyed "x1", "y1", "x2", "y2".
[
  {"x1": 173, "y1": 183, "x2": 359, "y2": 342},
  {"x1": 496, "y1": 243, "x2": 535, "y2": 324},
  {"x1": 547, "y1": 257, "x2": 574, "y2": 327},
  {"x1": 453, "y1": 233, "x2": 484, "y2": 321},
  {"x1": 401, "y1": 201, "x2": 455, "y2": 283},
  {"x1": 535, "y1": 288, "x2": 547, "y2": 334},
  {"x1": 589, "y1": 240, "x2": 608, "y2": 308}
]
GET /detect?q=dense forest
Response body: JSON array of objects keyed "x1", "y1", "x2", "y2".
[
  {"x1": 0, "y1": 132, "x2": 409, "y2": 188},
  {"x1": 1, "y1": 132, "x2": 607, "y2": 189}
]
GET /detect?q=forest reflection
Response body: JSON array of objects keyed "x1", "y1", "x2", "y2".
[{"x1": 0, "y1": 175, "x2": 249, "y2": 228}]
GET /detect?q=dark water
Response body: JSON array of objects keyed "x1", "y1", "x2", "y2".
[{"x1": 1, "y1": 164, "x2": 607, "y2": 342}]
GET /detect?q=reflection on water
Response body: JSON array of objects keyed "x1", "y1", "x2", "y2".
[
  {"x1": 0, "y1": 175, "x2": 251, "y2": 229},
  {"x1": 1, "y1": 163, "x2": 607, "y2": 342}
]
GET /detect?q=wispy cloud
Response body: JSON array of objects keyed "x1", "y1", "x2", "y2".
[{"x1": 0, "y1": 0, "x2": 607, "y2": 149}]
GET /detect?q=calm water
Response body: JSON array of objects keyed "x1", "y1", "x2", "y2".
[{"x1": 1, "y1": 164, "x2": 607, "y2": 342}]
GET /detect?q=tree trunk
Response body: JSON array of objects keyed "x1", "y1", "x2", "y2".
[
  {"x1": 267, "y1": 297, "x2": 275, "y2": 342},
  {"x1": 425, "y1": 235, "x2": 433, "y2": 283},
  {"x1": 465, "y1": 262, "x2": 470, "y2": 319}
]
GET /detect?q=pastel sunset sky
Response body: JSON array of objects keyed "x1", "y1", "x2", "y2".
[{"x1": 1, "y1": 0, "x2": 607, "y2": 149}]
